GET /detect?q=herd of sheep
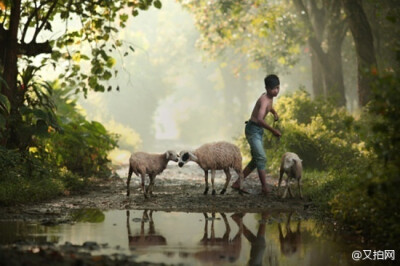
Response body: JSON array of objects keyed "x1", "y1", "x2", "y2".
[{"x1": 127, "y1": 141, "x2": 303, "y2": 199}]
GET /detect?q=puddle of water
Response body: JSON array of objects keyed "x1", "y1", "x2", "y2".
[{"x1": 0, "y1": 210, "x2": 358, "y2": 265}]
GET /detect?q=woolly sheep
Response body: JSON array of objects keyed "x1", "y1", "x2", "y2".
[
  {"x1": 278, "y1": 152, "x2": 303, "y2": 199},
  {"x1": 178, "y1": 141, "x2": 244, "y2": 195},
  {"x1": 127, "y1": 150, "x2": 179, "y2": 198}
]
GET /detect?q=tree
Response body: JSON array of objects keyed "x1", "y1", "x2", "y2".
[
  {"x1": 341, "y1": 0, "x2": 377, "y2": 106},
  {"x1": 179, "y1": 0, "x2": 349, "y2": 106},
  {"x1": 0, "y1": 0, "x2": 162, "y2": 149},
  {"x1": 293, "y1": 0, "x2": 347, "y2": 106}
]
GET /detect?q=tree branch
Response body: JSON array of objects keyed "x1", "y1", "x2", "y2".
[
  {"x1": 32, "y1": 0, "x2": 58, "y2": 42},
  {"x1": 18, "y1": 41, "x2": 52, "y2": 57},
  {"x1": 21, "y1": 0, "x2": 43, "y2": 43},
  {"x1": 293, "y1": 0, "x2": 326, "y2": 63}
]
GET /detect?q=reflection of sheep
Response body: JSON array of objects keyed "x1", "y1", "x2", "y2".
[
  {"x1": 278, "y1": 212, "x2": 302, "y2": 256},
  {"x1": 126, "y1": 210, "x2": 167, "y2": 248},
  {"x1": 278, "y1": 152, "x2": 303, "y2": 199},
  {"x1": 178, "y1": 141, "x2": 243, "y2": 195},
  {"x1": 193, "y1": 213, "x2": 242, "y2": 263},
  {"x1": 127, "y1": 151, "x2": 179, "y2": 198}
]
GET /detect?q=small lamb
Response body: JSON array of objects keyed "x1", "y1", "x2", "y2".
[
  {"x1": 178, "y1": 141, "x2": 244, "y2": 195},
  {"x1": 127, "y1": 150, "x2": 179, "y2": 198},
  {"x1": 278, "y1": 152, "x2": 303, "y2": 199}
]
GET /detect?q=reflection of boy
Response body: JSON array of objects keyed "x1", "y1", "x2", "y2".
[
  {"x1": 232, "y1": 74, "x2": 282, "y2": 195},
  {"x1": 232, "y1": 213, "x2": 269, "y2": 266}
]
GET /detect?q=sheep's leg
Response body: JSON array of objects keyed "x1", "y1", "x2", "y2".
[
  {"x1": 278, "y1": 169, "x2": 284, "y2": 197},
  {"x1": 140, "y1": 174, "x2": 148, "y2": 198},
  {"x1": 288, "y1": 179, "x2": 294, "y2": 198},
  {"x1": 147, "y1": 174, "x2": 156, "y2": 196},
  {"x1": 200, "y1": 213, "x2": 208, "y2": 243},
  {"x1": 220, "y1": 169, "x2": 231, "y2": 194},
  {"x1": 221, "y1": 213, "x2": 230, "y2": 241},
  {"x1": 203, "y1": 170, "x2": 209, "y2": 195},
  {"x1": 298, "y1": 178, "x2": 303, "y2": 199},
  {"x1": 282, "y1": 176, "x2": 290, "y2": 199},
  {"x1": 211, "y1": 213, "x2": 216, "y2": 240},
  {"x1": 211, "y1": 170, "x2": 216, "y2": 195},
  {"x1": 127, "y1": 165, "x2": 133, "y2": 196}
]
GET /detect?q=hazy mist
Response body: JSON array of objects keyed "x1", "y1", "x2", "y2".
[{"x1": 77, "y1": 0, "x2": 312, "y2": 158}]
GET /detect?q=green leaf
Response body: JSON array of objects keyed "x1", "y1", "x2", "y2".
[
  {"x1": 35, "y1": 119, "x2": 50, "y2": 137},
  {"x1": 0, "y1": 94, "x2": 11, "y2": 114},
  {"x1": 0, "y1": 115, "x2": 6, "y2": 129},
  {"x1": 33, "y1": 109, "x2": 48, "y2": 121},
  {"x1": 154, "y1": 0, "x2": 162, "y2": 9}
]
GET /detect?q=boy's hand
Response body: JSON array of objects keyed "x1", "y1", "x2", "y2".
[
  {"x1": 272, "y1": 128, "x2": 282, "y2": 137},
  {"x1": 274, "y1": 113, "x2": 279, "y2": 121}
]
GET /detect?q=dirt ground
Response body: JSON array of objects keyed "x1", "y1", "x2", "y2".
[
  {"x1": 0, "y1": 165, "x2": 317, "y2": 265},
  {"x1": 0, "y1": 165, "x2": 314, "y2": 223}
]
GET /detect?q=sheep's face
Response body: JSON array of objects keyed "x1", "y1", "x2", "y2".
[
  {"x1": 283, "y1": 157, "x2": 295, "y2": 170},
  {"x1": 178, "y1": 151, "x2": 197, "y2": 167},
  {"x1": 166, "y1": 150, "x2": 179, "y2": 162}
]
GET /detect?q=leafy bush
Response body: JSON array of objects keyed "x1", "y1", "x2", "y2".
[
  {"x1": 0, "y1": 148, "x2": 63, "y2": 205},
  {"x1": 238, "y1": 89, "x2": 365, "y2": 172},
  {"x1": 329, "y1": 72, "x2": 400, "y2": 247},
  {"x1": 38, "y1": 84, "x2": 118, "y2": 178}
]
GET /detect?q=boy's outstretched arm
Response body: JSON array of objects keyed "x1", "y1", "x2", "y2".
[
  {"x1": 256, "y1": 100, "x2": 281, "y2": 137},
  {"x1": 271, "y1": 107, "x2": 279, "y2": 121}
]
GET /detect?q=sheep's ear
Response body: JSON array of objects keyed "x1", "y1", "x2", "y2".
[
  {"x1": 165, "y1": 151, "x2": 171, "y2": 159},
  {"x1": 189, "y1": 152, "x2": 198, "y2": 161}
]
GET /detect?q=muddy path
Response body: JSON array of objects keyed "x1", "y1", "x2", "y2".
[{"x1": 0, "y1": 165, "x2": 314, "y2": 224}]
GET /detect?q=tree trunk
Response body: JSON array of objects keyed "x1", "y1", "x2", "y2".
[
  {"x1": 342, "y1": 0, "x2": 377, "y2": 106},
  {"x1": 1, "y1": 0, "x2": 21, "y2": 148},
  {"x1": 310, "y1": 45, "x2": 324, "y2": 98},
  {"x1": 294, "y1": 0, "x2": 347, "y2": 106},
  {"x1": 307, "y1": 0, "x2": 325, "y2": 98},
  {"x1": 2, "y1": 0, "x2": 21, "y2": 99},
  {"x1": 324, "y1": 46, "x2": 346, "y2": 106}
]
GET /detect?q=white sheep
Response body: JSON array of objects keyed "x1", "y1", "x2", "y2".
[
  {"x1": 127, "y1": 150, "x2": 179, "y2": 198},
  {"x1": 278, "y1": 152, "x2": 303, "y2": 199},
  {"x1": 178, "y1": 141, "x2": 244, "y2": 195}
]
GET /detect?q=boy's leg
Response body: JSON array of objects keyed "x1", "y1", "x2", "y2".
[
  {"x1": 250, "y1": 134, "x2": 269, "y2": 194},
  {"x1": 257, "y1": 169, "x2": 271, "y2": 194},
  {"x1": 231, "y1": 162, "x2": 255, "y2": 189}
]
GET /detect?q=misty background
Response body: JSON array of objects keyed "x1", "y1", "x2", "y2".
[{"x1": 76, "y1": 0, "x2": 317, "y2": 163}]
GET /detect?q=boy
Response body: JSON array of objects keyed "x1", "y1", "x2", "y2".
[{"x1": 232, "y1": 74, "x2": 282, "y2": 195}]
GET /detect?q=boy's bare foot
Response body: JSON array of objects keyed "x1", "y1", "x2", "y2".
[
  {"x1": 261, "y1": 186, "x2": 272, "y2": 195},
  {"x1": 231, "y1": 181, "x2": 240, "y2": 189},
  {"x1": 231, "y1": 182, "x2": 250, "y2": 194}
]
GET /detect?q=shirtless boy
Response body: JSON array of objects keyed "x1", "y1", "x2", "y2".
[{"x1": 232, "y1": 74, "x2": 282, "y2": 195}]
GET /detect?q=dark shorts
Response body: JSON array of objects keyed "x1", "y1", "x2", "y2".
[{"x1": 245, "y1": 121, "x2": 267, "y2": 170}]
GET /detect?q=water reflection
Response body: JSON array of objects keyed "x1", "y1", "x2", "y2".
[
  {"x1": 278, "y1": 212, "x2": 302, "y2": 257},
  {"x1": 126, "y1": 210, "x2": 167, "y2": 248},
  {"x1": 192, "y1": 213, "x2": 242, "y2": 264},
  {"x1": 0, "y1": 210, "x2": 356, "y2": 265}
]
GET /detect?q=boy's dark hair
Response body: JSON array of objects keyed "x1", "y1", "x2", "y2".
[{"x1": 264, "y1": 74, "x2": 280, "y2": 89}]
